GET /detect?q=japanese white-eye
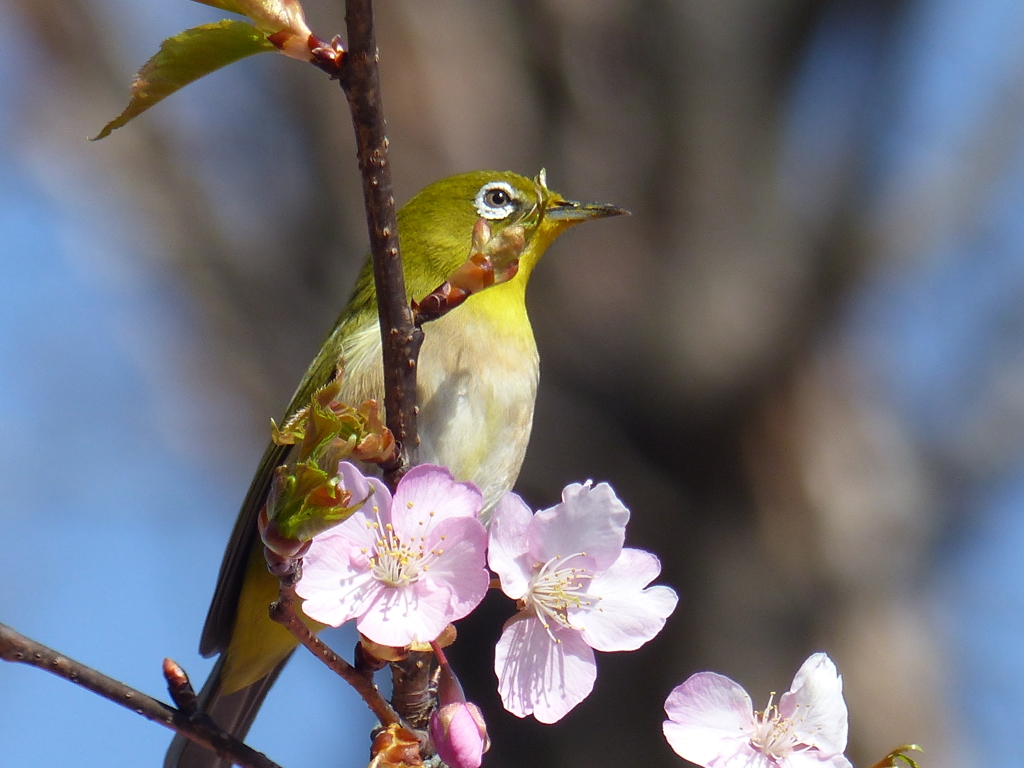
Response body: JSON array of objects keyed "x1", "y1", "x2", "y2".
[{"x1": 166, "y1": 170, "x2": 625, "y2": 768}]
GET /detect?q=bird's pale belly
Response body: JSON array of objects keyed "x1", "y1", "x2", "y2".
[{"x1": 339, "y1": 308, "x2": 539, "y2": 513}]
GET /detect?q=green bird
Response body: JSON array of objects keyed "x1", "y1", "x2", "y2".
[{"x1": 166, "y1": 170, "x2": 625, "y2": 768}]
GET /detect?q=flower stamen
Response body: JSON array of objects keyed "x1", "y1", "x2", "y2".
[
  {"x1": 750, "y1": 693, "x2": 805, "y2": 760},
  {"x1": 524, "y1": 552, "x2": 596, "y2": 641},
  {"x1": 366, "y1": 504, "x2": 440, "y2": 587}
]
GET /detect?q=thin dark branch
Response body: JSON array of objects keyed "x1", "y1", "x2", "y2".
[
  {"x1": 389, "y1": 650, "x2": 437, "y2": 730},
  {"x1": 310, "y1": 0, "x2": 439, "y2": 745},
  {"x1": 339, "y1": 0, "x2": 422, "y2": 490},
  {"x1": 269, "y1": 572, "x2": 402, "y2": 728},
  {"x1": 0, "y1": 623, "x2": 283, "y2": 768}
]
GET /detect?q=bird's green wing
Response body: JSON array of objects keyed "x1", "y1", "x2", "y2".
[
  {"x1": 199, "y1": 439, "x2": 287, "y2": 657},
  {"x1": 197, "y1": 227, "x2": 443, "y2": 656},
  {"x1": 198, "y1": 301, "x2": 372, "y2": 657}
]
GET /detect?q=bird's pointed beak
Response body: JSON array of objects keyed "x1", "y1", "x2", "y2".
[{"x1": 544, "y1": 199, "x2": 630, "y2": 222}]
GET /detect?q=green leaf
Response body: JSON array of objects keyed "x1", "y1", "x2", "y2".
[
  {"x1": 191, "y1": 0, "x2": 252, "y2": 15},
  {"x1": 92, "y1": 20, "x2": 275, "y2": 140}
]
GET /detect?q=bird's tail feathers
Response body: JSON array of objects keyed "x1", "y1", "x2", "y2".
[{"x1": 164, "y1": 653, "x2": 291, "y2": 768}]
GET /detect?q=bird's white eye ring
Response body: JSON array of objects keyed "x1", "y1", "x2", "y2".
[{"x1": 475, "y1": 181, "x2": 519, "y2": 220}]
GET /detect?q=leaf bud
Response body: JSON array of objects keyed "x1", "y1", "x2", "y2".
[{"x1": 369, "y1": 723, "x2": 423, "y2": 768}]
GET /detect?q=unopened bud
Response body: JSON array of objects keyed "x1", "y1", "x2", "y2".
[
  {"x1": 430, "y1": 701, "x2": 489, "y2": 768},
  {"x1": 429, "y1": 661, "x2": 490, "y2": 768},
  {"x1": 259, "y1": 505, "x2": 313, "y2": 560},
  {"x1": 162, "y1": 657, "x2": 198, "y2": 715},
  {"x1": 202, "y1": 0, "x2": 314, "y2": 62}
]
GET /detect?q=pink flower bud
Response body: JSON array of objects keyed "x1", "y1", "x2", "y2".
[
  {"x1": 430, "y1": 700, "x2": 489, "y2": 768},
  {"x1": 429, "y1": 662, "x2": 489, "y2": 768}
]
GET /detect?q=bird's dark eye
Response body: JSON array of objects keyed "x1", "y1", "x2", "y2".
[
  {"x1": 474, "y1": 181, "x2": 519, "y2": 220},
  {"x1": 485, "y1": 188, "x2": 510, "y2": 207}
]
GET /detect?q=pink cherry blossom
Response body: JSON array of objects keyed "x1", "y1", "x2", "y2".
[
  {"x1": 489, "y1": 482, "x2": 679, "y2": 723},
  {"x1": 296, "y1": 463, "x2": 489, "y2": 647},
  {"x1": 662, "y1": 652, "x2": 853, "y2": 768}
]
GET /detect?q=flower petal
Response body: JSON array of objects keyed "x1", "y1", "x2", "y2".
[
  {"x1": 425, "y1": 516, "x2": 490, "y2": 621},
  {"x1": 391, "y1": 464, "x2": 483, "y2": 539},
  {"x1": 330, "y1": 464, "x2": 393, "y2": 549},
  {"x1": 495, "y1": 615, "x2": 596, "y2": 723},
  {"x1": 714, "y1": 746, "x2": 777, "y2": 768},
  {"x1": 786, "y1": 752, "x2": 855, "y2": 768},
  {"x1": 779, "y1": 653, "x2": 849, "y2": 755},
  {"x1": 297, "y1": 529, "x2": 382, "y2": 627},
  {"x1": 487, "y1": 492, "x2": 535, "y2": 600},
  {"x1": 572, "y1": 548, "x2": 678, "y2": 651},
  {"x1": 662, "y1": 671, "x2": 755, "y2": 768},
  {"x1": 355, "y1": 577, "x2": 453, "y2": 647},
  {"x1": 529, "y1": 481, "x2": 629, "y2": 572}
]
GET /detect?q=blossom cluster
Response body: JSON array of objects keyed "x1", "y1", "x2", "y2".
[
  {"x1": 292, "y1": 462, "x2": 870, "y2": 768},
  {"x1": 294, "y1": 462, "x2": 678, "y2": 731},
  {"x1": 662, "y1": 652, "x2": 854, "y2": 768}
]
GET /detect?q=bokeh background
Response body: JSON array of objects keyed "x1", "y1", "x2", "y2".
[{"x1": 3, "y1": 0, "x2": 1023, "y2": 766}]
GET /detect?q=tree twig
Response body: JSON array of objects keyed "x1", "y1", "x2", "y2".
[
  {"x1": 338, "y1": 0, "x2": 421, "y2": 490},
  {"x1": 268, "y1": 570, "x2": 403, "y2": 729},
  {"x1": 310, "y1": 0, "x2": 441, "y2": 743},
  {"x1": 0, "y1": 623, "x2": 283, "y2": 768},
  {"x1": 389, "y1": 650, "x2": 437, "y2": 730}
]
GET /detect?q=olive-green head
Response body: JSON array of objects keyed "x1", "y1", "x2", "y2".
[
  {"x1": 396, "y1": 169, "x2": 627, "y2": 298},
  {"x1": 339, "y1": 170, "x2": 625, "y2": 330}
]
